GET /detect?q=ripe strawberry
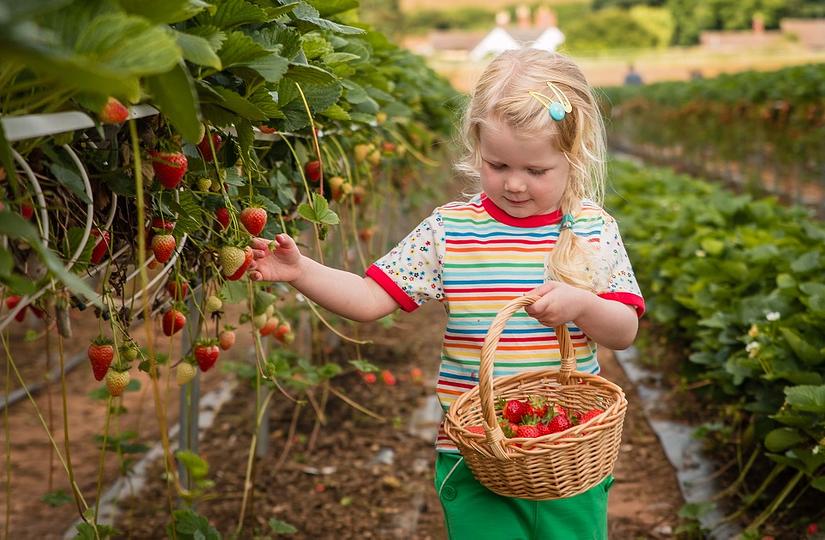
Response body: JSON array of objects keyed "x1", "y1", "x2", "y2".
[
  {"x1": 205, "y1": 295, "x2": 223, "y2": 313},
  {"x1": 5, "y1": 295, "x2": 27, "y2": 322},
  {"x1": 88, "y1": 337, "x2": 115, "y2": 381},
  {"x1": 194, "y1": 341, "x2": 220, "y2": 372},
  {"x1": 381, "y1": 369, "x2": 396, "y2": 386},
  {"x1": 516, "y1": 424, "x2": 541, "y2": 438},
  {"x1": 360, "y1": 372, "x2": 376, "y2": 384},
  {"x1": 219, "y1": 246, "x2": 252, "y2": 281},
  {"x1": 528, "y1": 395, "x2": 548, "y2": 418},
  {"x1": 215, "y1": 207, "x2": 230, "y2": 230},
  {"x1": 197, "y1": 132, "x2": 222, "y2": 162},
  {"x1": 259, "y1": 317, "x2": 279, "y2": 336},
  {"x1": 409, "y1": 366, "x2": 424, "y2": 384},
  {"x1": 218, "y1": 329, "x2": 235, "y2": 350},
  {"x1": 150, "y1": 151, "x2": 188, "y2": 189},
  {"x1": 575, "y1": 408, "x2": 604, "y2": 425},
  {"x1": 537, "y1": 422, "x2": 553, "y2": 436},
  {"x1": 106, "y1": 369, "x2": 130, "y2": 397},
  {"x1": 547, "y1": 413, "x2": 572, "y2": 434},
  {"x1": 166, "y1": 280, "x2": 189, "y2": 300},
  {"x1": 358, "y1": 227, "x2": 375, "y2": 242},
  {"x1": 90, "y1": 229, "x2": 110, "y2": 264},
  {"x1": 240, "y1": 207, "x2": 267, "y2": 236},
  {"x1": 151, "y1": 234, "x2": 176, "y2": 263},
  {"x1": 151, "y1": 217, "x2": 175, "y2": 232},
  {"x1": 20, "y1": 202, "x2": 34, "y2": 220},
  {"x1": 258, "y1": 124, "x2": 276, "y2": 134},
  {"x1": 304, "y1": 160, "x2": 322, "y2": 183},
  {"x1": 162, "y1": 309, "x2": 186, "y2": 336},
  {"x1": 99, "y1": 97, "x2": 129, "y2": 124},
  {"x1": 502, "y1": 399, "x2": 530, "y2": 424},
  {"x1": 176, "y1": 362, "x2": 196, "y2": 386}
]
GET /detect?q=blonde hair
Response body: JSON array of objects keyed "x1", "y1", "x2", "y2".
[{"x1": 455, "y1": 49, "x2": 607, "y2": 291}]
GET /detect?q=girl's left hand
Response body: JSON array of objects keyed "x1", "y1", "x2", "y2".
[{"x1": 524, "y1": 281, "x2": 593, "y2": 328}]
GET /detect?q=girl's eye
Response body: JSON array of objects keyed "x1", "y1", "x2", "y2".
[
  {"x1": 487, "y1": 161, "x2": 506, "y2": 170},
  {"x1": 528, "y1": 169, "x2": 548, "y2": 176}
]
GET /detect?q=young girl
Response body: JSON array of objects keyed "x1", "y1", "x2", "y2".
[{"x1": 247, "y1": 48, "x2": 644, "y2": 539}]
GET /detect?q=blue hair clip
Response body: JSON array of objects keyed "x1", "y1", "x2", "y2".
[
  {"x1": 560, "y1": 213, "x2": 575, "y2": 230},
  {"x1": 529, "y1": 82, "x2": 573, "y2": 122}
]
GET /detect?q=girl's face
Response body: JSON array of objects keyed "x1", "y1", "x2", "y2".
[{"x1": 478, "y1": 119, "x2": 570, "y2": 218}]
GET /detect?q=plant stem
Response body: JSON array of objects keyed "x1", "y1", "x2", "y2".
[
  {"x1": 93, "y1": 396, "x2": 114, "y2": 528},
  {"x1": 235, "y1": 389, "x2": 274, "y2": 536},
  {"x1": 3, "y1": 330, "x2": 11, "y2": 540},
  {"x1": 743, "y1": 469, "x2": 804, "y2": 534}
]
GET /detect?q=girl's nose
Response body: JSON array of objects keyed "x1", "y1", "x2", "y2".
[{"x1": 504, "y1": 176, "x2": 527, "y2": 193}]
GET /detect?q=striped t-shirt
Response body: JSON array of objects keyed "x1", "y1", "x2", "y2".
[{"x1": 366, "y1": 193, "x2": 644, "y2": 452}]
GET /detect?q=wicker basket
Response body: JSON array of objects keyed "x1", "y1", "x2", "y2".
[{"x1": 443, "y1": 294, "x2": 627, "y2": 500}]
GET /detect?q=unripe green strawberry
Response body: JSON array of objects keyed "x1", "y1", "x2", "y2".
[
  {"x1": 197, "y1": 178, "x2": 212, "y2": 191},
  {"x1": 106, "y1": 370, "x2": 130, "y2": 397},
  {"x1": 252, "y1": 313, "x2": 268, "y2": 329},
  {"x1": 176, "y1": 362, "x2": 196, "y2": 386},
  {"x1": 205, "y1": 295, "x2": 223, "y2": 313}
]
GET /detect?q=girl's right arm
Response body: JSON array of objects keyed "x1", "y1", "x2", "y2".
[{"x1": 247, "y1": 234, "x2": 399, "y2": 322}]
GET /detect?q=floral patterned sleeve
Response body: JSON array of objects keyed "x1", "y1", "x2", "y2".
[
  {"x1": 365, "y1": 210, "x2": 445, "y2": 312},
  {"x1": 595, "y1": 215, "x2": 645, "y2": 317}
]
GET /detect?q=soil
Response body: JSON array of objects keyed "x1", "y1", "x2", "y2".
[{"x1": 1, "y1": 299, "x2": 685, "y2": 539}]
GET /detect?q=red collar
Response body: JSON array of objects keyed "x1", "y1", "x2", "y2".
[{"x1": 481, "y1": 194, "x2": 562, "y2": 228}]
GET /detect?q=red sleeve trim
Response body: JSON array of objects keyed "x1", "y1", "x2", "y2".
[
  {"x1": 598, "y1": 292, "x2": 645, "y2": 318},
  {"x1": 365, "y1": 265, "x2": 419, "y2": 313}
]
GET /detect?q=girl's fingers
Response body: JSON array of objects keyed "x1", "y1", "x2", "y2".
[
  {"x1": 249, "y1": 271, "x2": 262, "y2": 281},
  {"x1": 250, "y1": 237, "x2": 271, "y2": 250},
  {"x1": 251, "y1": 249, "x2": 267, "y2": 259}
]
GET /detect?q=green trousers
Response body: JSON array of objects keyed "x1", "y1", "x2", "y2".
[{"x1": 435, "y1": 452, "x2": 613, "y2": 540}]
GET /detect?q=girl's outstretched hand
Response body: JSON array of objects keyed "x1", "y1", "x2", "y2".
[
  {"x1": 524, "y1": 281, "x2": 592, "y2": 328},
  {"x1": 247, "y1": 234, "x2": 303, "y2": 283}
]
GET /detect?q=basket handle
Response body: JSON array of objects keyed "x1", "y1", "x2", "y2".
[{"x1": 478, "y1": 294, "x2": 577, "y2": 460}]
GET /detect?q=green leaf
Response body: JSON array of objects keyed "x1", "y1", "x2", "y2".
[
  {"x1": 74, "y1": 13, "x2": 182, "y2": 96},
  {"x1": 320, "y1": 103, "x2": 349, "y2": 120},
  {"x1": 253, "y1": 289, "x2": 278, "y2": 315},
  {"x1": 245, "y1": 53, "x2": 289, "y2": 83},
  {"x1": 812, "y1": 476, "x2": 825, "y2": 493},
  {"x1": 790, "y1": 251, "x2": 820, "y2": 273},
  {"x1": 174, "y1": 30, "x2": 222, "y2": 70},
  {"x1": 286, "y1": 63, "x2": 336, "y2": 85},
  {"x1": 145, "y1": 62, "x2": 203, "y2": 144},
  {"x1": 117, "y1": 0, "x2": 211, "y2": 24},
  {"x1": 297, "y1": 193, "x2": 338, "y2": 226},
  {"x1": 207, "y1": 0, "x2": 269, "y2": 28},
  {"x1": 0, "y1": 212, "x2": 101, "y2": 306},
  {"x1": 349, "y1": 359, "x2": 379, "y2": 372},
  {"x1": 48, "y1": 162, "x2": 91, "y2": 204},
  {"x1": 306, "y1": 0, "x2": 358, "y2": 17},
  {"x1": 185, "y1": 25, "x2": 227, "y2": 52},
  {"x1": 764, "y1": 427, "x2": 807, "y2": 452},
  {"x1": 41, "y1": 489, "x2": 73, "y2": 507},
  {"x1": 210, "y1": 87, "x2": 268, "y2": 121},
  {"x1": 176, "y1": 450, "x2": 209, "y2": 480},
  {"x1": 218, "y1": 31, "x2": 270, "y2": 67},
  {"x1": 779, "y1": 328, "x2": 821, "y2": 365},
  {"x1": 268, "y1": 518, "x2": 297, "y2": 534},
  {"x1": 785, "y1": 385, "x2": 825, "y2": 413}
]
